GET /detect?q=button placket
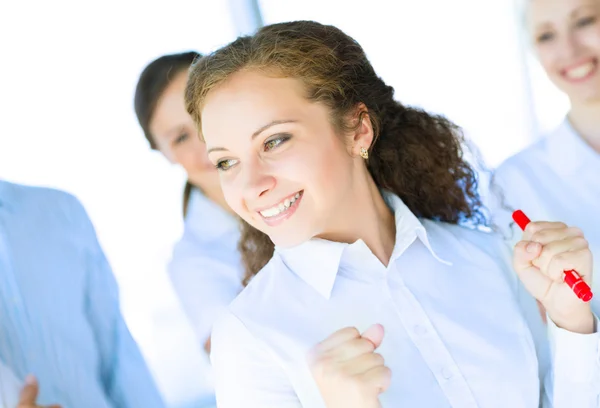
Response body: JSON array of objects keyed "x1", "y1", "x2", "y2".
[{"x1": 384, "y1": 270, "x2": 479, "y2": 408}]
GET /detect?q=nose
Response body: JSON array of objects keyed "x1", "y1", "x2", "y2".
[
  {"x1": 241, "y1": 157, "x2": 276, "y2": 202},
  {"x1": 559, "y1": 32, "x2": 581, "y2": 61}
]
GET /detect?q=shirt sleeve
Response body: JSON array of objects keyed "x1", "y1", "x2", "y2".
[
  {"x1": 73, "y1": 200, "x2": 166, "y2": 408},
  {"x1": 168, "y1": 240, "x2": 243, "y2": 345},
  {"x1": 494, "y1": 234, "x2": 600, "y2": 407},
  {"x1": 210, "y1": 309, "x2": 303, "y2": 408},
  {"x1": 540, "y1": 317, "x2": 600, "y2": 408}
]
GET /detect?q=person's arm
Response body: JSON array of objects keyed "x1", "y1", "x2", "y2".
[
  {"x1": 73, "y1": 200, "x2": 166, "y2": 408},
  {"x1": 540, "y1": 317, "x2": 600, "y2": 407},
  {"x1": 505, "y1": 222, "x2": 600, "y2": 408},
  {"x1": 210, "y1": 309, "x2": 303, "y2": 408},
  {"x1": 168, "y1": 243, "x2": 242, "y2": 352}
]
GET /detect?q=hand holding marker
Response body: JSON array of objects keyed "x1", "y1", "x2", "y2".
[{"x1": 512, "y1": 210, "x2": 593, "y2": 302}]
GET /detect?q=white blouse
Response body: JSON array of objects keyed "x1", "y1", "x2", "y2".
[
  {"x1": 492, "y1": 119, "x2": 600, "y2": 318},
  {"x1": 210, "y1": 192, "x2": 600, "y2": 408},
  {"x1": 169, "y1": 188, "x2": 243, "y2": 345}
]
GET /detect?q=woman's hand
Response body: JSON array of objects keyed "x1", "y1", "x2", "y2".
[
  {"x1": 513, "y1": 221, "x2": 595, "y2": 334},
  {"x1": 17, "y1": 376, "x2": 62, "y2": 408},
  {"x1": 308, "y1": 324, "x2": 391, "y2": 408}
]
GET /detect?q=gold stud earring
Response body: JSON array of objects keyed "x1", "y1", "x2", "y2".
[{"x1": 359, "y1": 147, "x2": 369, "y2": 160}]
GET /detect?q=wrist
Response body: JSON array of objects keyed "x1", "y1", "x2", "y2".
[{"x1": 548, "y1": 308, "x2": 595, "y2": 334}]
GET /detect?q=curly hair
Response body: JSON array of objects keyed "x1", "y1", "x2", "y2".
[{"x1": 185, "y1": 21, "x2": 487, "y2": 285}]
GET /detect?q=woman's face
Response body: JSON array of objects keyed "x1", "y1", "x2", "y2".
[
  {"x1": 200, "y1": 70, "x2": 372, "y2": 248},
  {"x1": 150, "y1": 70, "x2": 218, "y2": 187},
  {"x1": 529, "y1": 0, "x2": 600, "y2": 104}
]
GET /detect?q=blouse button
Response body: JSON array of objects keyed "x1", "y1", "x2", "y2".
[{"x1": 441, "y1": 367, "x2": 453, "y2": 380}]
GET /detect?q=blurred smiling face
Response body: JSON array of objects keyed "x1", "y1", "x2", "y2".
[
  {"x1": 201, "y1": 70, "x2": 359, "y2": 248},
  {"x1": 529, "y1": 0, "x2": 600, "y2": 103}
]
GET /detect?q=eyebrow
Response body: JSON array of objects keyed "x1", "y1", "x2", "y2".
[
  {"x1": 572, "y1": 5, "x2": 597, "y2": 17},
  {"x1": 206, "y1": 119, "x2": 297, "y2": 155}
]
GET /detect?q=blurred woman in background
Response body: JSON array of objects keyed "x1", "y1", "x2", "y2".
[
  {"x1": 134, "y1": 52, "x2": 243, "y2": 383},
  {"x1": 493, "y1": 0, "x2": 600, "y2": 317}
]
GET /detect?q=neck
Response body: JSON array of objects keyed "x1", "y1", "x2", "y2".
[
  {"x1": 568, "y1": 100, "x2": 600, "y2": 153},
  {"x1": 317, "y1": 171, "x2": 396, "y2": 267}
]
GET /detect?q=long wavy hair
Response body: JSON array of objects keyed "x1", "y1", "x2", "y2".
[{"x1": 185, "y1": 21, "x2": 487, "y2": 285}]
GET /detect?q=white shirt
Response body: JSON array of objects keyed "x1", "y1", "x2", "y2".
[
  {"x1": 211, "y1": 192, "x2": 600, "y2": 408},
  {"x1": 169, "y1": 188, "x2": 243, "y2": 344},
  {"x1": 168, "y1": 188, "x2": 243, "y2": 402},
  {"x1": 492, "y1": 119, "x2": 600, "y2": 318}
]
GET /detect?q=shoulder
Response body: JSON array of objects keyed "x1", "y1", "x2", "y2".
[
  {"x1": 422, "y1": 219, "x2": 506, "y2": 256},
  {"x1": 4, "y1": 181, "x2": 79, "y2": 208},
  {"x1": 228, "y1": 255, "x2": 287, "y2": 310},
  {"x1": 3, "y1": 181, "x2": 91, "y2": 226},
  {"x1": 494, "y1": 130, "x2": 555, "y2": 184},
  {"x1": 422, "y1": 219, "x2": 516, "y2": 283}
]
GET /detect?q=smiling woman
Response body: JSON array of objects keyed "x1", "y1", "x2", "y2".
[
  {"x1": 184, "y1": 20, "x2": 600, "y2": 408},
  {"x1": 187, "y1": 33, "x2": 484, "y2": 284}
]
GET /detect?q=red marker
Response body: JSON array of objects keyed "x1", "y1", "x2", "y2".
[{"x1": 512, "y1": 210, "x2": 593, "y2": 302}]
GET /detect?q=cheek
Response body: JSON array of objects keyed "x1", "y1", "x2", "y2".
[
  {"x1": 302, "y1": 148, "x2": 353, "y2": 203},
  {"x1": 582, "y1": 27, "x2": 600, "y2": 51},
  {"x1": 220, "y1": 176, "x2": 246, "y2": 215},
  {"x1": 175, "y1": 150, "x2": 198, "y2": 171},
  {"x1": 536, "y1": 46, "x2": 559, "y2": 76}
]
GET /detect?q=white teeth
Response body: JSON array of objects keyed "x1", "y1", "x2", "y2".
[
  {"x1": 566, "y1": 62, "x2": 595, "y2": 79},
  {"x1": 259, "y1": 192, "x2": 302, "y2": 218}
]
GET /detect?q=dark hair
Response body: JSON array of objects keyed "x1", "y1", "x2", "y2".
[
  {"x1": 134, "y1": 51, "x2": 201, "y2": 216},
  {"x1": 185, "y1": 21, "x2": 487, "y2": 285}
]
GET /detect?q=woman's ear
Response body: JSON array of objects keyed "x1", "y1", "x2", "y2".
[{"x1": 349, "y1": 103, "x2": 374, "y2": 157}]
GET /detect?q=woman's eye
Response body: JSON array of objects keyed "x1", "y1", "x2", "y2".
[
  {"x1": 175, "y1": 133, "x2": 189, "y2": 144},
  {"x1": 577, "y1": 16, "x2": 597, "y2": 28},
  {"x1": 216, "y1": 159, "x2": 237, "y2": 171},
  {"x1": 537, "y1": 32, "x2": 554, "y2": 43},
  {"x1": 264, "y1": 134, "x2": 291, "y2": 151}
]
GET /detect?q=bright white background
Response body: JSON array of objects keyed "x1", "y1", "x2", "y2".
[{"x1": 0, "y1": 0, "x2": 569, "y2": 406}]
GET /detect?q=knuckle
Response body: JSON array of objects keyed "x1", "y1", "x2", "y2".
[
  {"x1": 568, "y1": 226, "x2": 584, "y2": 237},
  {"x1": 530, "y1": 230, "x2": 547, "y2": 242},
  {"x1": 372, "y1": 352, "x2": 385, "y2": 365},
  {"x1": 379, "y1": 366, "x2": 393, "y2": 390},
  {"x1": 573, "y1": 236, "x2": 589, "y2": 248},
  {"x1": 358, "y1": 338, "x2": 375, "y2": 352},
  {"x1": 343, "y1": 327, "x2": 360, "y2": 338},
  {"x1": 382, "y1": 366, "x2": 392, "y2": 380}
]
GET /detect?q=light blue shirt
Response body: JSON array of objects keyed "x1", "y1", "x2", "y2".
[
  {"x1": 168, "y1": 188, "x2": 243, "y2": 404},
  {"x1": 170, "y1": 188, "x2": 243, "y2": 346},
  {"x1": 0, "y1": 181, "x2": 166, "y2": 408}
]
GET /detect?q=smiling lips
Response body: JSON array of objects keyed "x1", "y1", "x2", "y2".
[
  {"x1": 259, "y1": 191, "x2": 302, "y2": 218},
  {"x1": 562, "y1": 58, "x2": 598, "y2": 82}
]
